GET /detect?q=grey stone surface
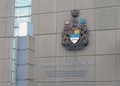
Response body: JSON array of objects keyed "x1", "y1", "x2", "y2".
[
  {"x1": 79, "y1": 9, "x2": 95, "y2": 31},
  {"x1": 96, "y1": 82, "x2": 117, "y2": 86},
  {"x1": 2, "y1": 60, "x2": 11, "y2": 82},
  {"x1": 34, "y1": 58, "x2": 56, "y2": 82},
  {"x1": 2, "y1": 83, "x2": 11, "y2": 86},
  {"x1": 56, "y1": 57, "x2": 76, "y2": 81},
  {"x1": 75, "y1": 56, "x2": 95, "y2": 81},
  {"x1": 35, "y1": 36, "x2": 39, "y2": 57},
  {"x1": 4, "y1": 38, "x2": 13, "y2": 59},
  {"x1": 25, "y1": 80, "x2": 34, "y2": 86},
  {"x1": 56, "y1": 82, "x2": 75, "y2": 86},
  {"x1": 117, "y1": 30, "x2": 120, "y2": 53},
  {"x1": 95, "y1": 0, "x2": 115, "y2": 7},
  {"x1": 0, "y1": 18, "x2": 6, "y2": 37},
  {"x1": 56, "y1": 11, "x2": 71, "y2": 33},
  {"x1": 40, "y1": 0, "x2": 56, "y2": 13},
  {"x1": 75, "y1": 82, "x2": 96, "y2": 86},
  {"x1": 5, "y1": 17, "x2": 14, "y2": 36},
  {"x1": 31, "y1": 15, "x2": 39, "y2": 35},
  {"x1": 0, "y1": 60, "x2": 3, "y2": 82},
  {"x1": 0, "y1": 0, "x2": 7, "y2": 17},
  {"x1": 95, "y1": 7, "x2": 115, "y2": 30},
  {"x1": 76, "y1": 0, "x2": 94, "y2": 9},
  {"x1": 26, "y1": 50, "x2": 34, "y2": 64},
  {"x1": 96, "y1": 55, "x2": 117, "y2": 81},
  {"x1": 27, "y1": 36, "x2": 35, "y2": 50},
  {"x1": 39, "y1": 13, "x2": 56, "y2": 34},
  {"x1": 0, "y1": 38, "x2": 13, "y2": 59},
  {"x1": 56, "y1": 0, "x2": 74, "y2": 12},
  {"x1": 25, "y1": 80, "x2": 35, "y2": 86},
  {"x1": 117, "y1": 82, "x2": 120, "y2": 86},
  {"x1": 35, "y1": 83, "x2": 56, "y2": 86},
  {"x1": 25, "y1": 65, "x2": 34, "y2": 79},
  {"x1": 96, "y1": 30, "x2": 117, "y2": 54},
  {"x1": 6, "y1": 0, "x2": 14, "y2": 16},
  {"x1": 0, "y1": 38, "x2": 5, "y2": 59},
  {"x1": 0, "y1": 17, "x2": 13, "y2": 37},
  {"x1": 116, "y1": 6, "x2": 120, "y2": 28},
  {"x1": 116, "y1": 0, "x2": 120, "y2": 5},
  {"x1": 56, "y1": 82, "x2": 96, "y2": 86},
  {"x1": 38, "y1": 34, "x2": 56, "y2": 57},
  {"x1": 117, "y1": 55, "x2": 120, "y2": 80},
  {"x1": 36, "y1": 82, "x2": 96, "y2": 86},
  {"x1": 32, "y1": 0, "x2": 40, "y2": 14}
]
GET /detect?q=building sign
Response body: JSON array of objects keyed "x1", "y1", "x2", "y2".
[
  {"x1": 38, "y1": 60, "x2": 95, "y2": 77},
  {"x1": 62, "y1": 10, "x2": 89, "y2": 50},
  {"x1": 37, "y1": 56, "x2": 96, "y2": 81}
]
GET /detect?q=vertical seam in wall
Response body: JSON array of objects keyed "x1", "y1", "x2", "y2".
[
  {"x1": 115, "y1": 0, "x2": 117, "y2": 55},
  {"x1": 5, "y1": 0, "x2": 7, "y2": 17},
  {"x1": 94, "y1": 0, "x2": 97, "y2": 84},
  {"x1": 39, "y1": 0, "x2": 40, "y2": 16},
  {"x1": 116, "y1": 54, "x2": 118, "y2": 81},
  {"x1": 38, "y1": 0, "x2": 40, "y2": 36},
  {"x1": 38, "y1": 13, "x2": 40, "y2": 36},
  {"x1": 55, "y1": 0, "x2": 57, "y2": 83},
  {"x1": 115, "y1": 0, "x2": 118, "y2": 82}
]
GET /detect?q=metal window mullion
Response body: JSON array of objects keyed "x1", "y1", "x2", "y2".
[
  {"x1": 15, "y1": 15, "x2": 31, "y2": 18},
  {"x1": 15, "y1": 5, "x2": 31, "y2": 8}
]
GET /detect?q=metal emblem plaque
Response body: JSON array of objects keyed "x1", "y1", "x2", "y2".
[{"x1": 62, "y1": 10, "x2": 89, "y2": 50}]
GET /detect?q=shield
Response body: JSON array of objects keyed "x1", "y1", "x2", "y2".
[{"x1": 70, "y1": 29, "x2": 81, "y2": 44}]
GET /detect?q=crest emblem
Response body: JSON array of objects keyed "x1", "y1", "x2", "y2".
[
  {"x1": 70, "y1": 28, "x2": 80, "y2": 44},
  {"x1": 62, "y1": 10, "x2": 89, "y2": 50}
]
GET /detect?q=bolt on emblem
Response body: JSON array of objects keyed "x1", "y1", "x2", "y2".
[{"x1": 62, "y1": 10, "x2": 89, "y2": 50}]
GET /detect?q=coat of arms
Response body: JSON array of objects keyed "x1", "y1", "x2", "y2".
[{"x1": 62, "y1": 10, "x2": 89, "y2": 50}]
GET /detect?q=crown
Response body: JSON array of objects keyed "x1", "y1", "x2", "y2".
[{"x1": 71, "y1": 9, "x2": 79, "y2": 18}]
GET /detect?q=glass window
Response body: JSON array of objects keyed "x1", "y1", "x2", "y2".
[
  {"x1": 12, "y1": 0, "x2": 31, "y2": 86},
  {"x1": 15, "y1": 6, "x2": 31, "y2": 17},
  {"x1": 14, "y1": 0, "x2": 31, "y2": 36},
  {"x1": 15, "y1": 0, "x2": 31, "y2": 7}
]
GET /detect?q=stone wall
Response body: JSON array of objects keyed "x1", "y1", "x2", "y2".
[
  {"x1": 32, "y1": 0, "x2": 120, "y2": 86},
  {"x1": 0, "y1": 0, "x2": 14, "y2": 86}
]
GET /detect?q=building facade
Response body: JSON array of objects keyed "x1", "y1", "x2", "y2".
[
  {"x1": 0, "y1": 0, "x2": 14, "y2": 86},
  {"x1": 0, "y1": 0, "x2": 120, "y2": 86}
]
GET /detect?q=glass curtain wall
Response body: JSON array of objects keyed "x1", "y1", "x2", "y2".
[
  {"x1": 11, "y1": 0, "x2": 31, "y2": 86},
  {"x1": 14, "y1": 0, "x2": 31, "y2": 36}
]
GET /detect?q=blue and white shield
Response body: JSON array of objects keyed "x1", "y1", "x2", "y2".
[{"x1": 70, "y1": 29, "x2": 80, "y2": 44}]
